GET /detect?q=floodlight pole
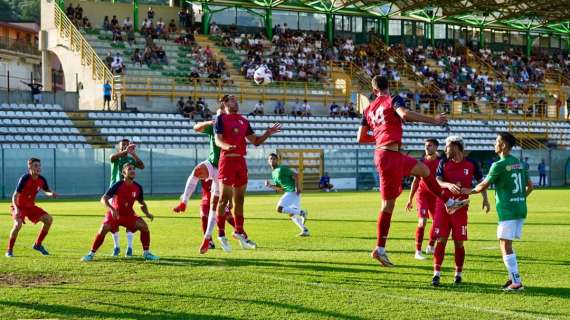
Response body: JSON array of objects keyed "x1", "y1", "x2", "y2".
[
  {"x1": 479, "y1": 26, "x2": 484, "y2": 49},
  {"x1": 526, "y1": 29, "x2": 531, "y2": 57},
  {"x1": 265, "y1": 7, "x2": 273, "y2": 39},
  {"x1": 202, "y1": 2, "x2": 211, "y2": 35},
  {"x1": 382, "y1": 16, "x2": 389, "y2": 45},
  {"x1": 429, "y1": 21, "x2": 435, "y2": 47},
  {"x1": 57, "y1": 0, "x2": 64, "y2": 9}
]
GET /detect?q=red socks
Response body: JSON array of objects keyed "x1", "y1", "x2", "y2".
[
  {"x1": 225, "y1": 208, "x2": 236, "y2": 228},
  {"x1": 455, "y1": 246, "x2": 465, "y2": 273},
  {"x1": 234, "y1": 215, "x2": 245, "y2": 234},
  {"x1": 7, "y1": 237, "x2": 16, "y2": 251},
  {"x1": 140, "y1": 231, "x2": 150, "y2": 251},
  {"x1": 376, "y1": 211, "x2": 392, "y2": 248},
  {"x1": 34, "y1": 228, "x2": 49, "y2": 247},
  {"x1": 217, "y1": 214, "x2": 227, "y2": 237},
  {"x1": 91, "y1": 233, "x2": 106, "y2": 252},
  {"x1": 428, "y1": 225, "x2": 436, "y2": 247},
  {"x1": 434, "y1": 241, "x2": 446, "y2": 272},
  {"x1": 200, "y1": 215, "x2": 208, "y2": 234},
  {"x1": 415, "y1": 226, "x2": 425, "y2": 251}
]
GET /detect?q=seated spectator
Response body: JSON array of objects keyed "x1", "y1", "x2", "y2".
[
  {"x1": 200, "y1": 104, "x2": 213, "y2": 119},
  {"x1": 75, "y1": 4, "x2": 83, "y2": 20},
  {"x1": 154, "y1": 46, "x2": 167, "y2": 64},
  {"x1": 319, "y1": 172, "x2": 335, "y2": 192},
  {"x1": 104, "y1": 51, "x2": 114, "y2": 69},
  {"x1": 329, "y1": 102, "x2": 340, "y2": 117},
  {"x1": 66, "y1": 4, "x2": 75, "y2": 19},
  {"x1": 112, "y1": 28, "x2": 123, "y2": 44},
  {"x1": 250, "y1": 100, "x2": 265, "y2": 116},
  {"x1": 183, "y1": 97, "x2": 195, "y2": 118},
  {"x1": 126, "y1": 27, "x2": 136, "y2": 45},
  {"x1": 190, "y1": 68, "x2": 201, "y2": 84},
  {"x1": 111, "y1": 54, "x2": 124, "y2": 74},
  {"x1": 147, "y1": 7, "x2": 155, "y2": 21},
  {"x1": 81, "y1": 17, "x2": 92, "y2": 29},
  {"x1": 302, "y1": 99, "x2": 312, "y2": 117},
  {"x1": 123, "y1": 17, "x2": 133, "y2": 31},
  {"x1": 196, "y1": 97, "x2": 207, "y2": 112},
  {"x1": 132, "y1": 48, "x2": 143, "y2": 66},
  {"x1": 176, "y1": 97, "x2": 185, "y2": 114},
  {"x1": 167, "y1": 19, "x2": 177, "y2": 34},
  {"x1": 292, "y1": 99, "x2": 303, "y2": 116},
  {"x1": 208, "y1": 68, "x2": 220, "y2": 86},
  {"x1": 274, "y1": 101, "x2": 285, "y2": 114},
  {"x1": 221, "y1": 71, "x2": 233, "y2": 87}
]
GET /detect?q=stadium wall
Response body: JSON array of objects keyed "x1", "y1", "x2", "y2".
[{"x1": 0, "y1": 147, "x2": 565, "y2": 199}]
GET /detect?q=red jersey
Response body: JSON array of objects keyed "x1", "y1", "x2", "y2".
[
  {"x1": 15, "y1": 174, "x2": 50, "y2": 208},
  {"x1": 417, "y1": 157, "x2": 441, "y2": 198},
  {"x1": 105, "y1": 180, "x2": 144, "y2": 216},
  {"x1": 436, "y1": 157, "x2": 482, "y2": 200},
  {"x1": 215, "y1": 113, "x2": 254, "y2": 156},
  {"x1": 361, "y1": 95, "x2": 406, "y2": 147}
]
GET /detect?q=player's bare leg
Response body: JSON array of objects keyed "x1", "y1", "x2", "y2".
[
  {"x1": 135, "y1": 218, "x2": 158, "y2": 261},
  {"x1": 414, "y1": 217, "x2": 428, "y2": 260},
  {"x1": 410, "y1": 162, "x2": 469, "y2": 214},
  {"x1": 173, "y1": 164, "x2": 209, "y2": 213},
  {"x1": 500, "y1": 239, "x2": 523, "y2": 291},
  {"x1": 371, "y1": 199, "x2": 395, "y2": 267},
  {"x1": 82, "y1": 224, "x2": 112, "y2": 261},
  {"x1": 6, "y1": 218, "x2": 23, "y2": 257},
  {"x1": 277, "y1": 206, "x2": 309, "y2": 236}
]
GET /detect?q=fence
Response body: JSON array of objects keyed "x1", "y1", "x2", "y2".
[
  {"x1": 0, "y1": 90, "x2": 79, "y2": 110},
  {"x1": 0, "y1": 147, "x2": 567, "y2": 199}
]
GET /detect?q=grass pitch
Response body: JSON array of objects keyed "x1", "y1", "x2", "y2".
[{"x1": 0, "y1": 190, "x2": 568, "y2": 319}]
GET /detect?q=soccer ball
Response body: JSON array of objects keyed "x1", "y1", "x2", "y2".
[{"x1": 254, "y1": 75, "x2": 272, "y2": 85}]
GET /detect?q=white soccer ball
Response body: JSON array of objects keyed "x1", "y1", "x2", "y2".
[
  {"x1": 254, "y1": 74, "x2": 272, "y2": 85},
  {"x1": 253, "y1": 65, "x2": 272, "y2": 85}
]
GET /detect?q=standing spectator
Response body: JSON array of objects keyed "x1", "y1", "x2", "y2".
[
  {"x1": 21, "y1": 80, "x2": 43, "y2": 104},
  {"x1": 538, "y1": 159, "x2": 547, "y2": 187},
  {"x1": 178, "y1": 9, "x2": 187, "y2": 28},
  {"x1": 168, "y1": 19, "x2": 177, "y2": 34},
  {"x1": 126, "y1": 27, "x2": 136, "y2": 45},
  {"x1": 319, "y1": 172, "x2": 335, "y2": 192},
  {"x1": 176, "y1": 97, "x2": 185, "y2": 115},
  {"x1": 75, "y1": 4, "x2": 83, "y2": 20},
  {"x1": 274, "y1": 101, "x2": 285, "y2": 114},
  {"x1": 522, "y1": 157, "x2": 530, "y2": 171},
  {"x1": 105, "y1": 51, "x2": 114, "y2": 68},
  {"x1": 66, "y1": 4, "x2": 75, "y2": 19},
  {"x1": 147, "y1": 7, "x2": 155, "y2": 21},
  {"x1": 103, "y1": 16, "x2": 110, "y2": 31},
  {"x1": 103, "y1": 81, "x2": 112, "y2": 110}
]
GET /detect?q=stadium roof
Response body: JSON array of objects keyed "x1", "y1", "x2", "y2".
[{"x1": 203, "y1": 0, "x2": 570, "y2": 33}]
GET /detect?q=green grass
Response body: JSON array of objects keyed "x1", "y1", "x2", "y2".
[{"x1": 0, "y1": 190, "x2": 569, "y2": 319}]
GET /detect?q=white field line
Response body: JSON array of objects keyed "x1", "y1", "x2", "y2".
[{"x1": 257, "y1": 273, "x2": 551, "y2": 320}]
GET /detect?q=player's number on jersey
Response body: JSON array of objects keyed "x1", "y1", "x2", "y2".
[
  {"x1": 369, "y1": 108, "x2": 385, "y2": 125},
  {"x1": 511, "y1": 172, "x2": 523, "y2": 194}
]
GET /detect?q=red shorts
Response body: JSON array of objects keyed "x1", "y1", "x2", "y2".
[
  {"x1": 416, "y1": 192, "x2": 436, "y2": 219},
  {"x1": 103, "y1": 212, "x2": 141, "y2": 233},
  {"x1": 433, "y1": 200, "x2": 468, "y2": 241},
  {"x1": 374, "y1": 149, "x2": 417, "y2": 200},
  {"x1": 11, "y1": 205, "x2": 47, "y2": 224},
  {"x1": 218, "y1": 156, "x2": 248, "y2": 188}
]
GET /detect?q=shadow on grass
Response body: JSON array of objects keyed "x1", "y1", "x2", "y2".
[{"x1": 0, "y1": 300, "x2": 235, "y2": 320}]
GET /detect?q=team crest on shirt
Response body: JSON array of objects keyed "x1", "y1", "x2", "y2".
[
  {"x1": 506, "y1": 165, "x2": 512, "y2": 172},
  {"x1": 233, "y1": 127, "x2": 239, "y2": 133},
  {"x1": 464, "y1": 169, "x2": 469, "y2": 175}
]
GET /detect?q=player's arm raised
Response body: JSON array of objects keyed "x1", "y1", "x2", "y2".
[
  {"x1": 109, "y1": 149, "x2": 129, "y2": 162},
  {"x1": 405, "y1": 176, "x2": 420, "y2": 211},
  {"x1": 193, "y1": 120, "x2": 214, "y2": 133},
  {"x1": 395, "y1": 107, "x2": 447, "y2": 126},
  {"x1": 126, "y1": 144, "x2": 145, "y2": 169},
  {"x1": 246, "y1": 123, "x2": 282, "y2": 146}
]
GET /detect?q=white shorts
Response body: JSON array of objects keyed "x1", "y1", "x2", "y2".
[
  {"x1": 278, "y1": 192, "x2": 300, "y2": 210},
  {"x1": 497, "y1": 219, "x2": 525, "y2": 240},
  {"x1": 199, "y1": 160, "x2": 219, "y2": 197}
]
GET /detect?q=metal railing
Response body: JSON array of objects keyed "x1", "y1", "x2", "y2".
[
  {"x1": 114, "y1": 75, "x2": 351, "y2": 105},
  {"x1": 0, "y1": 36, "x2": 40, "y2": 56},
  {"x1": 53, "y1": 3, "x2": 114, "y2": 89}
]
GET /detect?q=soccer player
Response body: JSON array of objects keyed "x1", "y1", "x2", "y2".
[
  {"x1": 471, "y1": 132, "x2": 532, "y2": 292},
  {"x1": 109, "y1": 138, "x2": 144, "y2": 257},
  {"x1": 6, "y1": 158, "x2": 58, "y2": 257},
  {"x1": 264, "y1": 153, "x2": 309, "y2": 236},
  {"x1": 431, "y1": 136, "x2": 490, "y2": 286},
  {"x1": 173, "y1": 108, "x2": 234, "y2": 254},
  {"x1": 357, "y1": 75, "x2": 468, "y2": 267},
  {"x1": 215, "y1": 94, "x2": 281, "y2": 249},
  {"x1": 82, "y1": 163, "x2": 158, "y2": 261},
  {"x1": 405, "y1": 138, "x2": 441, "y2": 260},
  {"x1": 197, "y1": 178, "x2": 236, "y2": 252}
]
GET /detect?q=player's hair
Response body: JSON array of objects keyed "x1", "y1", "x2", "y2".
[
  {"x1": 371, "y1": 75, "x2": 389, "y2": 92},
  {"x1": 498, "y1": 132, "x2": 516, "y2": 150},
  {"x1": 28, "y1": 158, "x2": 40, "y2": 166},
  {"x1": 268, "y1": 153, "x2": 278, "y2": 159},
  {"x1": 219, "y1": 94, "x2": 234, "y2": 103},
  {"x1": 445, "y1": 135, "x2": 464, "y2": 151},
  {"x1": 425, "y1": 138, "x2": 439, "y2": 146},
  {"x1": 122, "y1": 162, "x2": 134, "y2": 171}
]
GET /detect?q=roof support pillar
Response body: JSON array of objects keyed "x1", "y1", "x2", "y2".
[
  {"x1": 382, "y1": 16, "x2": 389, "y2": 45},
  {"x1": 479, "y1": 26, "x2": 484, "y2": 49},
  {"x1": 133, "y1": 0, "x2": 139, "y2": 31},
  {"x1": 265, "y1": 7, "x2": 273, "y2": 39},
  {"x1": 429, "y1": 21, "x2": 435, "y2": 47},
  {"x1": 57, "y1": 0, "x2": 65, "y2": 9},
  {"x1": 201, "y1": 2, "x2": 211, "y2": 35},
  {"x1": 326, "y1": 12, "x2": 334, "y2": 45},
  {"x1": 526, "y1": 29, "x2": 531, "y2": 57}
]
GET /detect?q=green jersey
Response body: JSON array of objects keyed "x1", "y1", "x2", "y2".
[
  {"x1": 203, "y1": 125, "x2": 220, "y2": 167},
  {"x1": 271, "y1": 165, "x2": 296, "y2": 192},
  {"x1": 110, "y1": 155, "x2": 137, "y2": 187},
  {"x1": 484, "y1": 154, "x2": 528, "y2": 221}
]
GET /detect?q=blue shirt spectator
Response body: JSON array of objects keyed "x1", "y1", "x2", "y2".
[{"x1": 319, "y1": 172, "x2": 335, "y2": 192}]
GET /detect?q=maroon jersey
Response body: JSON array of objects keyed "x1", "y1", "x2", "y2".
[
  {"x1": 417, "y1": 157, "x2": 441, "y2": 197},
  {"x1": 105, "y1": 180, "x2": 144, "y2": 216},
  {"x1": 15, "y1": 174, "x2": 50, "y2": 208},
  {"x1": 201, "y1": 179, "x2": 212, "y2": 206},
  {"x1": 215, "y1": 113, "x2": 254, "y2": 156},
  {"x1": 361, "y1": 95, "x2": 406, "y2": 147},
  {"x1": 436, "y1": 157, "x2": 482, "y2": 201}
]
